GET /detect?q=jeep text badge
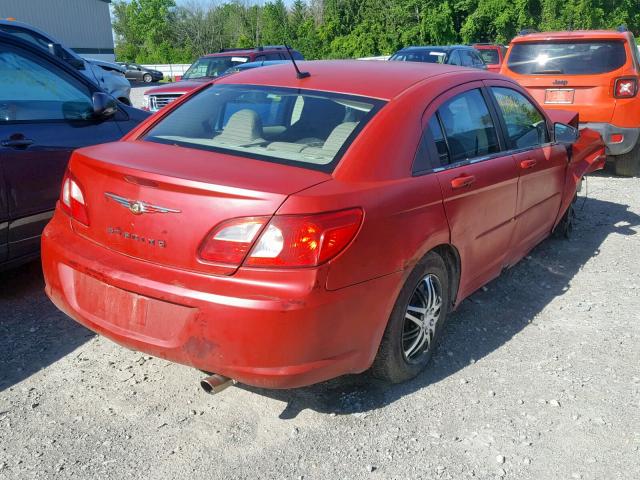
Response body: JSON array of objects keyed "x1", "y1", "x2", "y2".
[{"x1": 104, "y1": 192, "x2": 181, "y2": 215}]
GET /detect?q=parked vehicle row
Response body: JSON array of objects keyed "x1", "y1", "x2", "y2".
[{"x1": 0, "y1": 21, "x2": 630, "y2": 392}]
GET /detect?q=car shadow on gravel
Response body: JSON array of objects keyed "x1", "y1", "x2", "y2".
[
  {"x1": 0, "y1": 260, "x2": 94, "y2": 392},
  {"x1": 241, "y1": 195, "x2": 640, "y2": 418}
]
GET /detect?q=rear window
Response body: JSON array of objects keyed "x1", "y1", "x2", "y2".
[
  {"x1": 144, "y1": 85, "x2": 384, "y2": 172},
  {"x1": 478, "y1": 49, "x2": 500, "y2": 65},
  {"x1": 507, "y1": 41, "x2": 627, "y2": 75},
  {"x1": 390, "y1": 50, "x2": 447, "y2": 64}
]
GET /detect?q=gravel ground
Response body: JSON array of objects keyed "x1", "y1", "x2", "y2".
[{"x1": 1, "y1": 173, "x2": 639, "y2": 480}]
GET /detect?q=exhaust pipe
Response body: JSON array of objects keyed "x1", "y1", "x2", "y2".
[{"x1": 200, "y1": 374, "x2": 236, "y2": 394}]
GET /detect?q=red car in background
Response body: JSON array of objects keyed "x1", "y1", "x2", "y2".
[
  {"x1": 42, "y1": 61, "x2": 605, "y2": 391},
  {"x1": 474, "y1": 43, "x2": 508, "y2": 72},
  {"x1": 142, "y1": 46, "x2": 304, "y2": 112}
]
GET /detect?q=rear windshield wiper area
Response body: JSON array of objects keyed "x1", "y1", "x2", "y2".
[{"x1": 531, "y1": 69, "x2": 564, "y2": 74}]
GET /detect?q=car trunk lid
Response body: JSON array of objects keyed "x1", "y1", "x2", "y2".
[{"x1": 67, "y1": 141, "x2": 330, "y2": 275}]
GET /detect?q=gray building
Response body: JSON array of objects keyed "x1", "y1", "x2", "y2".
[{"x1": 0, "y1": 0, "x2": 115, "y2": 61}]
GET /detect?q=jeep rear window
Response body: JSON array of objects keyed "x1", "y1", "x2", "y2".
[
  {"x1": 478, "y1": 49, "x2": 499, "y2": 65},
  {"x1": 143, "y1": 85, "x2": 384, "y2": 172},
  {"x1": 507, "y1": 41, "x2": 626, "y2": 75}
]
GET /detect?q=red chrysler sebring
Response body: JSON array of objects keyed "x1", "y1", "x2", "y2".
[{"x1": 42, "y1": 60, "x2": 605, "y2": 390}]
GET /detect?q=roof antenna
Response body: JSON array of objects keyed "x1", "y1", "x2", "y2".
[{"x1": 285, "y1": 45, "x2": 310, "y2": 79}]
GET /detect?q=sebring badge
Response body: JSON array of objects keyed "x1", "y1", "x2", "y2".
[{"x1": 104, "y1": 192, "x2": 181, "y2": 215}]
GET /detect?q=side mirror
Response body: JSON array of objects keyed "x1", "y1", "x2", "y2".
[
  {"x1": 92, "y1": 92, "x2": 118, "y2": 118},
  {"x1": 554, "y1": 122, "x2": 579, "y2": 144}
]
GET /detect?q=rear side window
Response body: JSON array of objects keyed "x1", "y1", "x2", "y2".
[
  {"x1": 478, "y1": 49, "x2": 500, "y2": 64},
  {"x1": 432, "y1": 89, "x2": 500, "y2": 164},
  {"x1": 491, "y1": 87, "x2": 549, "y2": 149},
  {"x1": 391, "y1": 50, "x2": 447, "y2": 64},
  {"x1": 508, "y1": 41, "x2": 627, "y2": 75},
  {"x1": 144, "y1": 84, "x2": 384, "y2": 172}
]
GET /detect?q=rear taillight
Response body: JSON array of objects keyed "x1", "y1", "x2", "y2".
[
  {"x1": 614, "y1": 78, "x2": 638, "y2": 98},
  {"x1": 60, "y1": 172, "x2": 89, "y2": 226},
  {"x1": 198, "y1": 209, "x2": 363, "y2": 270},
  {"x1": 199, "y1": 217, "x2": 269, "y2": 264},
  {"x1": 246, "y1": 209, "x2": 363, "y2": 268}
]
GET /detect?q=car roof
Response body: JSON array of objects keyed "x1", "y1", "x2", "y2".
[
  {"x1": 204, "y1": 47, "x2": 295, "y2": 58},
  {"x1": 512, "y1": 30, "x2": 629, "y2": 42},
  {"x1": 216, "y1": 59, "x2": 488, "y2": 100},
  {"x1": 399, "y1": 45, "x2": 473, "y2": 52},
  {"x1": 237, "y1": 60, "x2": 289, "y2": 69}
]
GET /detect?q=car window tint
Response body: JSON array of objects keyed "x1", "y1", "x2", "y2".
[
  {"x1": 491, "y1": 87, "x2": 549, "y2": 149},
  {"x1": 0, "y1": 46, "x2": 92, "y2": 122},
  {"x1": 461, "y1": 51, "x2": 474, "y2": 67},
  {"x1": 478, "y1": 49, "x2": 499, "y2": 64},
  {"x1": 507, "y1": 41, "x2": 626, "y2": 75},
  {"x1": 472, "y1": 52, "x2": 485, "y2": 66},
  {"x1": 143, "y1": 84, "x2": 384, "y2": 172},
  {"x1": 449, "y1": 50, "x2": 461, "y2": 66},
  {"x1": 265, "y1": 53, "x2": 283, "y2": 60},
  {"x1": 428, "y1": 116, "x2": 450, "y2": 165},
  {"x1": 437, "y1": 89, "x2": 500, "y2": 162}
]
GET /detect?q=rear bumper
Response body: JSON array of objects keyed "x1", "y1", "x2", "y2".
[
  {"x1": 580, "y1": 123, "x2": 639, "y2": 156},
  {"x1": 41, "y1": 211, "x2": 401, "y2": 389}
]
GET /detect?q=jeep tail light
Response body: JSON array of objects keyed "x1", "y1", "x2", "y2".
[
  {"x1": 246, "y1": 209, "x2": 363, "y2": 268},
  {"x1": 60, "y1": 172, "x2": 89, "y2": 226},
  {"x1": 198, "y1": 209, "x2": 363, "y2": 269},
  {"x1": 614, "y1": 78, "x2": 637, "y2": 98}
]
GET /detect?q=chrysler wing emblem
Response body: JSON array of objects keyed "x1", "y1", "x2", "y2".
[{"x1": 104, "y1": 192, "x2": 181, "y2": 215}]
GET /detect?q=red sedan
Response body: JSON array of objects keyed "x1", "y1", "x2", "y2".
[{"x1": 42, "y1": 61, "x2": 605, "y2": 390}]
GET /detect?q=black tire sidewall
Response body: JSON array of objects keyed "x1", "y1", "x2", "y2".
[{"x1": 372, "y1": 252, "x2": 450, "y2": 383}]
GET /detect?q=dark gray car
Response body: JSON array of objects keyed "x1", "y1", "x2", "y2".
[{"x1": 118, "y1": 63, "x2": 163, "y2": 83}]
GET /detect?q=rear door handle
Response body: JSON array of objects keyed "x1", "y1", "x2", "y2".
[
  {"x1": 1, "y1": 138, "x2": 34, "y2": 148},
  {"x1": 520, "y1": 159, "x2": 537, "y2": 169},
  {"x1": 451, "y1": 175, "x2": 476, "y2": 189}
]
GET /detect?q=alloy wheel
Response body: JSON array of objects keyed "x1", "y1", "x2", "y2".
[{"x1": 402, "y1": 274, "x2": 443, "y2": 363}]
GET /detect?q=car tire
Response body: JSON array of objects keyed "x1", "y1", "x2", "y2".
[
  {"x1": 143, "y1": 73, "x2": 153, "y2": 83},
  {"x1": 371, "y1": 252, "x2": 450, "y2": 383},
  {"x1": 553, "y1": 202, "x2": 575, "y2": 239},
  {"x1": 614, "y1": 141, "x2": 640, "y2": 177}
]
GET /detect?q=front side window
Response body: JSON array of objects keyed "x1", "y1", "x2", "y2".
[
  {"x1": 507, "y1": 41, "x2": 627, "y2": 75},
  {"x1": 491, "y1": 87, "x2": 549, "y2": 149},
  {"x1": 182, "y1": 56, "x2": 249, "y2": 79},
  {"x1": 461, "y1": 51, "x2": 474, "y2": 67},
  {"x1": 144, "y1": 85, "x2": 384, "y2": 171},
  {"x1": 435, "y1": 89, "x2": 500, "y2": 163},
  {"x1": 0, "y1": 46, "x2": 92, "y2": 122}
]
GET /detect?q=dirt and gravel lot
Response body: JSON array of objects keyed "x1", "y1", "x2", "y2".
[{"x1": 1, "y1": 173, "x2": 639, "y2": 480}]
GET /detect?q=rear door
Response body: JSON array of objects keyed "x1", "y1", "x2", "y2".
[
  {"x1": 486, "y1": 82, "x2": 567, "y2": 262},
  {"x1": 0, "y1": 40, "x2": 122, "y2": 261},
  {"x1": 423, "y1": 83, "x2": 519, "y2": 299}
]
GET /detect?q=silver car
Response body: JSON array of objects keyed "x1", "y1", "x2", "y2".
[{"x1": 0, "y1": 19, "x2": 131, "y2": 105}]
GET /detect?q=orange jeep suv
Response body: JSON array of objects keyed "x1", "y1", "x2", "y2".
[{"x1": 501, "y1": 27, "x2": 640, "y2": 176}]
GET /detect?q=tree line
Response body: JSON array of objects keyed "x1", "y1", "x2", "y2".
[{"x1": 112, "y1": 0, "x2": 640, "y2": 64}]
